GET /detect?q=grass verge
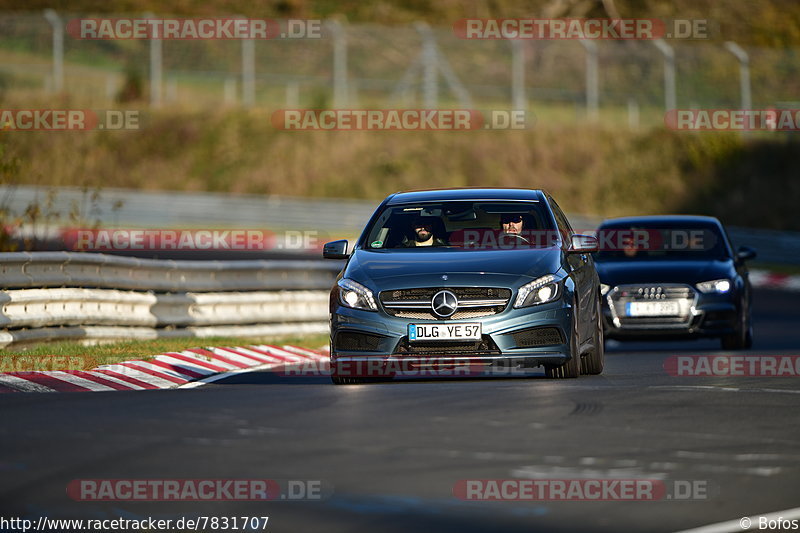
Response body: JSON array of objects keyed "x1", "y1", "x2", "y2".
[{"x1": 3, "y1": 107, "x2": 798, "y2": 232}]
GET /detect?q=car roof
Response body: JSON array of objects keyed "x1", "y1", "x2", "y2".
[
  {"x1": 599, "y1": 215, "x2": 723, "y2": 227},
  {"x1": 385, "y1": 188, "x2": 546, "y2": 205}
]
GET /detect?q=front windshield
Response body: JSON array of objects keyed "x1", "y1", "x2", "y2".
[
  {"x1": 594, "y1": 223, "x2": 731, "y2": 261},
  {"x1": 363, "y1": 201, "x2": 559, "y2": 250}
]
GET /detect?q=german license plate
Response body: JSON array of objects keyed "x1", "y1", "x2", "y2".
[
  {"x1": 408, "y1": 323, "x2": 482, "y2": 341},
  {"x1": 626, "y1": 301, "x2": 680, "y2": 317}
]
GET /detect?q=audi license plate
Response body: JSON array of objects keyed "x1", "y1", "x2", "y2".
[
  {"x1": 625, "y1": 301, "x2": 680, "y2": 317},
  {"x1": 408, "y1": 323, "x2": 481, "y2": 341}
]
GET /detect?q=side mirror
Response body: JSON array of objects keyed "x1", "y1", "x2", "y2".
[
  {"x1": 736, "y1": 245, "x2": 757, "y2": 262},
  {"x1": 323, "y1": 240, "x2": 349, "y2": 259},
  {"x1": 569, "y1": 234, "x2": 599, "y2": 253}
]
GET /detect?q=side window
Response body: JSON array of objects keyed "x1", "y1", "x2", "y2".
[{"x1": 548, "y1": 197, "x2": 573, "y2": 246}]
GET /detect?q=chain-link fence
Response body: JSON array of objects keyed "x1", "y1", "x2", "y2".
[{"x1": 0, "y1": 11, "x2": 798, "y2": 126}]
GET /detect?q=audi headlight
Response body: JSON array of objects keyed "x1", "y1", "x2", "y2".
[
  {"x1": 337, "y1": 278, "x2": 378, "y2": 311},
  {"x1": 696, "y1": 279, "x2": 731, "y2": 294},
  {"x1": 514, "y1": 274, "x2": 562, "y2": 308}
]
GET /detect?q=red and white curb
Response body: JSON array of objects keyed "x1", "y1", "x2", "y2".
[
  {"x1": 0, "y1": 345, "x2": 329, "y2": 393},
  {"x1": 750, "y1": 270, "x2": 800, "y2": 292}
]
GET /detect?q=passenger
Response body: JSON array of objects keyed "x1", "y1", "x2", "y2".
[{"x1": 621, "y1": 234, "x2": 639, "y2": 258}]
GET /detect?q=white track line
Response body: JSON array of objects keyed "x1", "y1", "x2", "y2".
[
  {"x1": 651, "y1": 385, "x2": 800, "y2": 395},
  {"x1": 674, "y1": 506, "x2": 800, "y2": 533}
]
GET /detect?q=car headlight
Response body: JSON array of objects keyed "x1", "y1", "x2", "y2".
[
  {"x1": 514, "y1": 274, "x2": 562, "y2": 308},
  {"x1": 600, "y1": 283, "x2": 611, "y2": 296},
  {"x1": 337, "y1": 278, "x2": 378, "y2": 311},
  {"x1": 696, "y1": 279, "x2": 732, "y2": 294}
]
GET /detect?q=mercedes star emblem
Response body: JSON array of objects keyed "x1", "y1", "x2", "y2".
[{"x1": 431, "y1": 290, "x2": 458, "y2": 318}]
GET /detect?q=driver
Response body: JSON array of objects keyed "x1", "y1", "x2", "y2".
[
  {"x1": 403, "y1": 216, "x2": 447, "y2": 247},
  {"x1": 498, "y1": 213, "x2": 530, "y2": 247},
  {"x1": 500, "y1": 213, "x2": 524, "y2": 235}
]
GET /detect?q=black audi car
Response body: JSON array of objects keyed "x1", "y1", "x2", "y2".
[
  {"x1": 593, "y1": 215, "x2": 756, "y2": 350},
  {"x1": 322, "y1": 188, "x2": 604, "y2": 384}
]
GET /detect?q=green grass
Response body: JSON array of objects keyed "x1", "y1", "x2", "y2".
[
  {"x1": 0, "y1": 333, "x2": 330, "y2": 372},
  {"x1": 2, "y1": 106, "x2": 798, "y2": 231}
]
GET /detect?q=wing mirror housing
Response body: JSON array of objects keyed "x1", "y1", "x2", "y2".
[
  {"x1": 736, "y1": 245, "x2": 757, "y2": 262},
  {"x1": 323, "y1": 240, "x2": 349, "y2": 259},
  {"x1": 569, "y1": 234, "x2": 599, "y2": 253}
]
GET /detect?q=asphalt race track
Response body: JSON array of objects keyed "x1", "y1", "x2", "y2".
[{"x1": 1, "y1": 288, "x2": 798, "y2": 532}]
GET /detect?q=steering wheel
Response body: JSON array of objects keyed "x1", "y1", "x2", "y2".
[{"x1": 504, "y1": 232, "x2": 530, "y2": 244}]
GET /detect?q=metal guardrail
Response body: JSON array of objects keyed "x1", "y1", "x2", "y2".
[
  {"x1": 0, "y1": 288, "x2": 327, "y2": 328},
  {"x1": 0, "y1": 186, "x2": 376, "y2": 232},
  {"x1": 1, "y1": 251, "x2": 341, "y2": 291},
  {"x1": 5, "y1": 186, "x2": 799, "y2": 265},
  {"x1": 0, "y1": 252, "x2": 340, "y2": 348}
]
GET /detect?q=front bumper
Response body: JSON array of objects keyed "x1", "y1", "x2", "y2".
[
  {"x1": 602, "y1": 288, "x2": 739, "y2": 340},
  {"x1": 330, "y1": 298, "x2": 574, "y2": 378}
]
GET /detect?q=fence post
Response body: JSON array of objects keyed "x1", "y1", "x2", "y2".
[
  {"x1": 724, "y1": 41, "x2": 752, "y2": 111},
  {"x1": 242, "y1": 38, "x2": 256, "y2": 107},
  {"x1": 224, "y1": 78, "x2": 237, "y2": 105},
  {"x1": 286, "y1": 82, "x2": 299, "y2": 107},
  {"x1": 579, "y1": 40, "x2": 599, "y2": 120},
  {"x1": 653, "y1": 39, "x2": 676, "y2": 112},
  {"x1": 328, "y1": 20, "x2": 348, "y2": 108},
  {"x1": 511, "y1": 40, "x2": 526, "y2": 110},
  {"x1": 146, "y1": 12, "x2": 162, "y2": 107},
  {"x1": 627, "y1": 98, "x2": 639, "y2": 130},
  {"x1": 43, "y1": 9, "x2": 64, "y2": 93},
  {"x1": 415, "y1": 23, "x2": 439, "y2": 109}
]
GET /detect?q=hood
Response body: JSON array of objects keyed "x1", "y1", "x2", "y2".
[
  {"x1": 596, "y1": 259, "x2": 735, "y2": 287},
  {"x1": 343, "y1": 247, "x2": 563, "y2": 289}
]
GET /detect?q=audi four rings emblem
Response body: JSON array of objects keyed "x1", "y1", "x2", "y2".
[{"x1": 432, "y1": 290, "x2": 458, "y2": 318}]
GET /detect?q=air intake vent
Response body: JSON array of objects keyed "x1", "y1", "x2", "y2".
[
  {"x1": 334, "y1": 331, "x2": 384, "y2": 351},
  {"x1": 511, "y1": 327, "x2": 564, "y2": 348}
]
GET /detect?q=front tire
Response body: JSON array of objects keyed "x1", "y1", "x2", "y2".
[
  {"x1": 581, "y1": 299, "x2": 605, "y2": 375},
  {"x1": 546, "y1": 310, "x2": 580, "y2": 379},
  {"x1": 721, "y1": 307, "x2": 751, "y2": 351}
]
